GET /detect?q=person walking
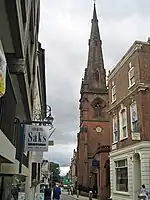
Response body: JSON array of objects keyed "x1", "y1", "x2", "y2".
[
  {"x1": 44, "y1": 184, "x2": 52, "y2": 200},
  {"x1": 53, "y1": 183, "x2": 61, "y2": 200},
  {"x1": 139, "y1": 184, "x2": 148, "y2": 200}
]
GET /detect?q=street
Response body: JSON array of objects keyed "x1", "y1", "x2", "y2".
[
  {"x1": 61, "y1": 192, "x2": 96, "y2": 200},
  {"x1": 61, "y1": 193, "x2": 77, "y2": 200}
]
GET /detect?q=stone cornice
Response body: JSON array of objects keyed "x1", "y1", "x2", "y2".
[
  {"x1": 107, "y1": 83, "x2": 149, "y2": 114},
  {"x1": 110, "y1": 141, "x2": 150, "y2": 158},
  {"x1": 82, "y1": 119, "x2": 109, "y2": 122},
  {"x1": 108, "y1": 41, "x2": 149, "y2": 81}
]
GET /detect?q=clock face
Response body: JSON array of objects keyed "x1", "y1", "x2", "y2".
[{"x1": 96, "y1": 126, "x2": 103, "y2": 133}]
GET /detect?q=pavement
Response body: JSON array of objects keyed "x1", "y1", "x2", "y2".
[{"x1": 62, "y1": 192, "x2": 97, "y2": 200}]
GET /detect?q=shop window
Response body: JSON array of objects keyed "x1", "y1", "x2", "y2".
[
  {"x1": 32, "y1": 162, "x2": 37, "y2": 181},
  {"x1": 38, "y1": 163, "x2": 41, "y2": 181},
  {"x1": 115, "y1": 159, "x2": 128, "y2": 192}
]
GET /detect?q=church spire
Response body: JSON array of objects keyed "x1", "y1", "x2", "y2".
[
  {"x1": 83, "y1": 2, "x2": 106, "y2": 91},
  {"x1": 90, "y1": 2, "x2": 100, "y2": 41}
]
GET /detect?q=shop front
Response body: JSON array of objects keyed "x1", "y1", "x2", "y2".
[{"x1": 0, "y1": 173, "x2": 26, "y2": 200}]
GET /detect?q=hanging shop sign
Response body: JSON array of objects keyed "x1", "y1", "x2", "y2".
[
  {"x1": 36, "y1": 193, "x2": 44, "y2": 200},
  {"x1": 24, "y1": 125, "x2": 49, "y2": 152},
  {"x1": 18, "y1": 192, "x2": 25, "y2": 200},
  {"x1": 0, "y1": 40, "x2": 6, "y2": 98}
]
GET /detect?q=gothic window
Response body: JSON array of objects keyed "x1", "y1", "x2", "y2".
[
  {"x1": 92, "y1": 98, "x2": 106, "y2": 118},
  {"x1": 94, "y1": 103, "x2": 101, "y2": 117}
]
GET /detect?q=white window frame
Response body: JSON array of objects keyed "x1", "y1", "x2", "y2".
[
  {"x1": 130, "y1": 101, "x2": 139, "y2": 133},
  {"x1": 111, "y1": 81, "x2": 116, "y2": 103},
  {"x1": 113, "y1": 115, "x2": 118, "y2": 143},
  {"x1": 119, "y1": 106, "x2": 128, "y2": 140},
  {"x1": 128, "y1": 62, "x2": 135, "y2": 88},
  {"x1": 115, "y1": 159, "x2": 128, "y2": 192}
]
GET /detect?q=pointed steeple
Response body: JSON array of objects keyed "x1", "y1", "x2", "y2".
[
  {"x1": 82, "y1": 3, "x2": 106, "y2": 91},
  {"x1": 90, "y1": 3, "x2": 100, "y2": 41}
]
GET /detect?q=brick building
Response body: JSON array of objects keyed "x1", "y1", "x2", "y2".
[
  {"x1": 108, "y1": 39, "x2": 150, "y2": 200},
  {"x1": 70, "y1": 149, "x2": 77, "y2": 188},
  {"x1": 76, "y1": 3, "x2": 110, "y2": 199}
]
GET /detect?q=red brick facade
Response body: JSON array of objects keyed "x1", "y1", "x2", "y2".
[
  {"x1": 76, "y1": 4, "x2": 110, "y2": 199},
  {"x1": 108, "y1": 39, "x2": 150, "y2": 200},
  {"x1": 108, "y1": 40, "x2": 150, "y2": 151}
]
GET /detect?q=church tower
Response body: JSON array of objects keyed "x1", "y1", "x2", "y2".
[{"x1": 76, "y1": 3, "x2": 110, "y2": 198}]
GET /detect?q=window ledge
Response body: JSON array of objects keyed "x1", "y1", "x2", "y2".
[
  {"x1": 131, "y1": 131, "x2": 140, "y2": 134},
  {"x1": 113, "y1": 191, "x2": 130, "y2": 196},
  {"x1": 111, "y1": 100, "x2": 116, "y2": 104},
  {"x1": 128, "y1": 82, "x2": 135, "y2": 90},
  {"x1": 112, "y1": 141, "x2": 118, "y2": 145},
  {"x1": 119, "y1": 136, "x2": 128, "y2": 141}
]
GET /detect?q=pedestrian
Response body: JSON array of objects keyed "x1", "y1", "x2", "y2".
[
  {"x1": 44, "y1": 184, "x2": 52, "y2": 200},
  {"x1": 139, "y1": 184, "x2": 148, "y2": 200},
  {"x1": 53, "y1": 183, "x2": 61, "y2": 200},
  {"x1": 70, "y1": 185, "x2": 73, "y2": 196},
  {"x1": 76, "y1": 186, "x2": 79, "y2": 198}
]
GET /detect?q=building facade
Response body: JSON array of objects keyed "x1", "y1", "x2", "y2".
[
  {"x1": 108, "y1": 39, "x2": 150, "y2": 200},
  {"x1": 0, "y1": 0, "x2": 43, "y2": 199},
  {"x1": 70, "y1": 149, "x2": 77, "y2": 188},
  {"x1": 76, "y1": 4, "x2": 110, "y2": 199},
  {"x1": 29, "y1": 42, "x2": 47, "y2": 199}
]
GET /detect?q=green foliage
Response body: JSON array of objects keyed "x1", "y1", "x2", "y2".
[{"x1": 48, "y1": 162, "x2": 61, "y2": 181}]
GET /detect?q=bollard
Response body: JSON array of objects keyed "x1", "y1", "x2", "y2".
[
  {"x1": 77, "y1": 189, "x2": 79, "y2": 198},
  {"x1": 89, "y1": 191, "x2": 93, "y2": 200}
]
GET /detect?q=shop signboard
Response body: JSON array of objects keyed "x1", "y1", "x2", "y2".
[
  {"x1": 36, "y1": 193, "x2": 44, "y2": 200},
  {"x1": 0, "y1": 40, "x2": 6, "y2": 98},
  {"x1": 24, "y1": 125, "x2": 49, "y2": 152},
  {"x1": 18, "y1": 192, "x2": 25, "y2": 200}
]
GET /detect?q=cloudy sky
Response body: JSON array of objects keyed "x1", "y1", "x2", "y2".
[{"x1": 39, "y1": 0, "x2": 150, "y2": 175}]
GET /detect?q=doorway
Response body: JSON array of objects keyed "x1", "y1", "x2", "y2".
[{"x1": 133, "y1": 153, "x2": 141, "y2": 196}]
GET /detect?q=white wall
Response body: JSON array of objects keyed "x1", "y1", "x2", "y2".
[
  {"x1": 0, "y1": 130, "x2": 16, "y2": 163},
  {"x1": 110, "y1": 141, "x2": 150, "y2": 200}
]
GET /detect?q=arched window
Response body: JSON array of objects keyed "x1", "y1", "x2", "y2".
[
  {"x1": 94, "y1": 102, "x2": 101, "y2": 117},
  {"x1": 92, "y1": 98, "x2": 106, "y2": 118}
]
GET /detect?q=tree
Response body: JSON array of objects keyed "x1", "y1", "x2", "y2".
[{"x1": 48, "y1": 162, "x2": 61, "y2": 181}]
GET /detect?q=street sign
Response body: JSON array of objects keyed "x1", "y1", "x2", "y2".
[
  {"x1": 48, "y1": 140, "x2": 54, "y2": 146},
  {"x1": 63, "y1": 177, "x2": 71, "y2": 185},
  {"x1": 36, "y1": 193, "x2": 44, "y2": 200},
  {"x1": 24, "y1": 125, "x2": 49, "y2": 152},
  {"x1": 18, "y1": 192, "x2": 25, "y2": 200}
]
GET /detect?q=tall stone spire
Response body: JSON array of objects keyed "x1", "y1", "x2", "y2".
[
  {"x1": 83, "y1": 3, "x2": 106, "y2": 91},
  {"x1": 90, "y1": 3, "x2": 100, "y2": 41}
]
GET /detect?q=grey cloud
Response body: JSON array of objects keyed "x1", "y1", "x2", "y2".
[
  {"x1": 44, "y1": 144, "x2": 76, "y2": 167},
  {"x1": 39, "y1": 0, "x2": 150, "y2": 170}
]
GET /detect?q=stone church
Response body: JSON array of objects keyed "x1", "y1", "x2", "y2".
[{"x1": 76, "y1": 3, "x2": 110, "y2": 199}]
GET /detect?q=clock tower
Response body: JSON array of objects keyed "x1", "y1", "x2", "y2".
[{"x1": 76, "y1": 3, "x2": 110, "y2": 199}]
